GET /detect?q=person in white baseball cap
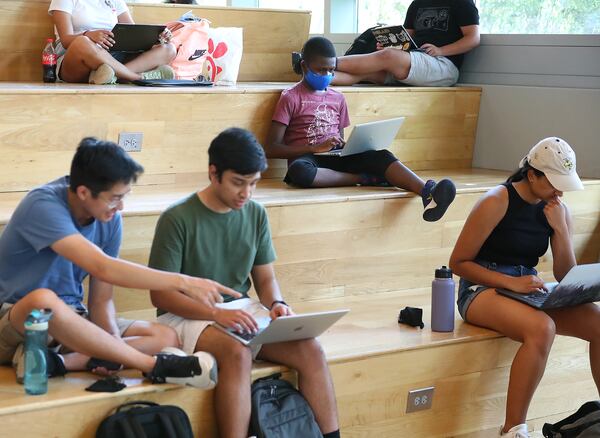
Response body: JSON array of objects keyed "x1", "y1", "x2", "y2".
[
  {"x1": 449, "y1": 137, "x2": 598, "y2": 438},
  {"x1": 519, "y1": 137, "x2": 584, "y2": 192}
]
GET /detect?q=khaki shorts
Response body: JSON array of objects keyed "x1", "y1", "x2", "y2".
[
  {"x1": 0, "y1": 303, "x2": 135, "y2": 365},
  {"x1": 385, "y1": 51, "x2": 460, "y2": 87}
]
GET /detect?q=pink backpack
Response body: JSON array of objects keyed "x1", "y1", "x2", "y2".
[{"x1": 168, "y1": 20, "x2": 210, "y2": 80}]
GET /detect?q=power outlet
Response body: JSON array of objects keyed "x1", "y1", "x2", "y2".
[
  {"x1": 406, "y1": 386, "x2": 434, "y2": 413},
  {"x1": 118, "y1": 132, "x2": 143, "y2": 152}
]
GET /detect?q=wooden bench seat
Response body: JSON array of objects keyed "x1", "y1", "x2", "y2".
[
  {"x1": 0, "y1": 288, "x2": 595, "y2": 437},
  {"x1": 1, "y1": 168, "x2": 598, "y2": 319},
  {"x1": 0, "y1": 82, "x2": 482, "y2": 191}
]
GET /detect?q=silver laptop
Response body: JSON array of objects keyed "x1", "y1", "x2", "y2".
[
  {"x1": 316, "y1": 117, "x2": 405, "y2": 157},
  {"x1": 215, "y1": 309, "x2": 349, "y2": 346},
  {"x1": 496, "y1": 263, "x2": 600, "y2": 309}
]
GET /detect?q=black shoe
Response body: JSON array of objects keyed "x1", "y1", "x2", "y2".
[
  {"x1": 292, "y1": 52, "x2": 302, "y2": 75},
  {"x1": 422, "y1": 179, "x2": 456, "y2": 222},
  {"x1": 13, "y1": 344, "x2": 67, "y2": 383},
  {"x1": 145, "y1": 347, "x2": 217, "y2": 389}
]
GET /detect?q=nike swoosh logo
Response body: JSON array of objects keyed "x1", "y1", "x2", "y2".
[{"x1": 188, "y1": 49, "x2": 207, "y2": 61}]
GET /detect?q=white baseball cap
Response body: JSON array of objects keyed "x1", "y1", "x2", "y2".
[{"x1": 519, "y1": 137, "x2": 584, "y2": 192}]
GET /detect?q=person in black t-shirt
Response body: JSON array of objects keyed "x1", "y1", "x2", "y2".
[
  {"x1": 331, "y1": 0, "x2": 480, "y2": 87},
  {"x1": 449, "y1": 138, "x2": 600, "y2": 438}
]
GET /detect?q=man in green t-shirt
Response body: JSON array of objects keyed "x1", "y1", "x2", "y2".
[{"x1": 148, "y1": 128, "x2": 340, "y2": 438}]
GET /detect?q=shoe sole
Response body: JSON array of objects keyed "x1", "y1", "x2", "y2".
[{"x1": 423, "y1": 179, "x2": 456, "y2": 222}]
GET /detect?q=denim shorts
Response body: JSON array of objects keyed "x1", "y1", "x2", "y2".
[{"x1": 457, "y1": 260, "x2": 538, "y2": 322}]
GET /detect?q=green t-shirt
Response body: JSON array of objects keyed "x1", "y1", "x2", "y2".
[{"x1": 148, "y1": 194, "x2": 276, "y2": 302}]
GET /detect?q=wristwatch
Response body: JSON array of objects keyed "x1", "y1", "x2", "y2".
[{"x1": 270, "y1": 300, "x2": 288, "y2": 310}]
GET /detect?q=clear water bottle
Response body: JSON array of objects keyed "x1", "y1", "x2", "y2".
[
  {"x1": 24, "y1": 309, "x2": 53, "y2": 395},
  {"x1": 431, "y1": 266, "x2": 455, "y2": 332},
  {"x1": 42, "y1": 38, "x2": 57, "y2": 83}
]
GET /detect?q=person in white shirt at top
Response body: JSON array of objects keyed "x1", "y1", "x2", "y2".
[{"x1": 49, "y1": 0, "x2": 179, "y2": 84}]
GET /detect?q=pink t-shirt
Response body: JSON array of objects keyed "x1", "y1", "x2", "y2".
[{"x1": 272, "y1": 81, "x2": 351, "y2": 147}]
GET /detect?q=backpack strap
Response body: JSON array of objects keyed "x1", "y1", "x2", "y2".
[
  {"x1": 157, "y1": 412, "x2": 180, "y2": 438},
  {"x1": 116, "y1": 416, "x2": 143, "y2": 438}
]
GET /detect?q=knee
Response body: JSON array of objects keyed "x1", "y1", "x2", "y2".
[
  {"x1": 526, "y1": 317, "x2": 556, "y2": 354},
  {"x1": 69, "y1": 35, "x2": 97, "y2": 55},
  {"x1": 285, "y1": 160, "x2": 317, "y2": 187},
  {"x1": 221, "y1": 341, "x2": 253, "y2": 369},
  {"x1": 157, "y1": 43, "x2": 177, "y2": 63},
  {"x1": 295, "y1": 339, "x2": 327, "y2": 370},
  {"x1": 152, "y1": 324, "x2": 180, "y2": 349},
  {"x1": 23, "y1": 288, "x2": 60, "y2": 309}
]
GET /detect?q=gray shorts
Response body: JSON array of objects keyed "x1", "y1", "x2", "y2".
[
  {"x1": 0, "y1": 303, "x2": 135, "y2": 365},
  {"x1": 385, "y1": 51, "x2": 459, "y2": 87}
]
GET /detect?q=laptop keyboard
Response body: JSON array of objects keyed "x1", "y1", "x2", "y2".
[{"x1": 523, "y1": 291, "x2": 550, "y2": 306}]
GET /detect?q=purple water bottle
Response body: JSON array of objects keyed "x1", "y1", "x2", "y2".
[{"x1": 431, "y1": 266, "x2": 455, "y2": 332}]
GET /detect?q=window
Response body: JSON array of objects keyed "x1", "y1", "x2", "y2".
[
  {"x1": 249, "y1": 0, "x2": 325, "y2": 33},
  {"x1": 357, "y1": 0, "x2": 412, "y2": 31},
  {"x1": 477, "y1": 0, "x2": 600, "y2": 34}
]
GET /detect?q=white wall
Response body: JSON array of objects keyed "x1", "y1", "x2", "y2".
[{"x1": 460, "y1": 34, "x2": 600, "y2": 178}]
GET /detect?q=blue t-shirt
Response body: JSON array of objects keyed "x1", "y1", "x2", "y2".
[{"x1": 0, "y1": 176, "x2": 122, "y2": 311}]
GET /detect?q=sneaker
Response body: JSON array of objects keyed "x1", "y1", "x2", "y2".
[
  {"x1": 145, "y1": 347, "x2": 218, "y2": 389},
  {"x1": 500, "y1": 423, "x2": 529, "y2": 437},
  {"x1": 13, "y1": 343, "x2": 67, "y2": 384},
  {"x1": 421, "y1": 178, "x2": 456, "y2": 222},
  {"x1": 88, "y1": 63, "x2": 117, "y2": 85},
  {"x1": 359, "y1": 173, "x2": 392, "y2": 187},
  {"x1": 292, "y1": 52, "x2": 302, "y2": 75},
  {"x1": 141, "y1": 65, "x2": 175, "y2": 80}
]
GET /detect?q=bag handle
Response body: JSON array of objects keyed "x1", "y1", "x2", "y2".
[{"x1": 115, "y1": 401, "x2": 160, "y2": 414}]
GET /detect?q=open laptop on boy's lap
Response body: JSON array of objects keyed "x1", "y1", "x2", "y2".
[
  {"x1": 110, "y1": 23, "x2": 166, "y2": 53},
  {"x1": 214, "y1": 298, "x2": 349, "y2": 346},
  {"x1": 316, "y1": 117, "x2": 405, "y2": 157},
  {"x1": 496, "y1": 263, "x2": 600, "y2": 309}
]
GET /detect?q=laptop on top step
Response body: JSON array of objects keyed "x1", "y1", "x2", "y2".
[{"x1": 496, "y1": 263, "x2": 600, "y2": 309}]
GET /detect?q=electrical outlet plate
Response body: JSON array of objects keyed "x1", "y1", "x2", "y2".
[
  {"x1": 118, "y1": 132, "x2": 143, "y2": 152},
  {"x1": 406, "y1": 386, "x2": 434, "y2": 413}
]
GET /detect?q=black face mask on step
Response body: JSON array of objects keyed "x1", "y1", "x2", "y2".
[{"x1": 398, "y1": 306, "x2": 424, "y2": 329}]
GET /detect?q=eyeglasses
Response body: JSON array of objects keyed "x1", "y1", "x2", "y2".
[{"x1": 98, "y1": 192, "x2": 130, "y2": 209}]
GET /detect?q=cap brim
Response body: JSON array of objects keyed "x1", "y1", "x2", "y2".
[{"x1": 545, "y1": 172, "x2": 584, "y2": 192}]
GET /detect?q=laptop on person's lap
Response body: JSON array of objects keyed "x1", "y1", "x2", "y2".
[
  {"x1": 213, "y1": 298, "x2": 349, "y2": 346},
  {"x1": 316, "y1": 117, "x2": 405, "y2": 157},
  {"x1": 110, "y1": 23, "x2": 166, "y2": 53},
  {"x1": 496, "y1": 263, "x2": 600, "y2": 309}
]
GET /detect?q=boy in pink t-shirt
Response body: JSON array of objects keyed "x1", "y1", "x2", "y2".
[{"x1": 265, "y1": 36, "x2": 456, "y2": 221}]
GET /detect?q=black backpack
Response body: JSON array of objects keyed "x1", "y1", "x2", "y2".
[
  {"x1": 344, "y1": 25, "x2": 381, "y2": 55},
  {"x1": 249, "y1": 373, "x2": 322, "y2": 438},
  {"x1": 543, "y1": 401, "x2": 600, "y2": 437},
  {"x1": 96, "y1": 401, "x2": 194, "y2": 438}
]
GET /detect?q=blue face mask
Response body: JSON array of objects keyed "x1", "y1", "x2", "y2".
[{"x1": 304, "y1": 68, "x2": 334, "y2": 91}]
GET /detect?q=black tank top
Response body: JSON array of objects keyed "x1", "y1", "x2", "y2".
[{"x1": 476, "y1": 183, "x2": 553, "y2": 268}]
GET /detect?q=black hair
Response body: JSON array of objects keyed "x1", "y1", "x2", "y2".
[
  {"x1": 506, "y1": 160, "x2": 545, "y2": 184},
  {"x1": 69, "y1": 137, "x2": 144, "y2": 196},
  {"x1": 208, "y1": 128, "x2": 268, "y2": 179},
  {"x1": 164, "y1": 0, "x2": 197, "y2": 4},
  {"x1": 293, "y1": 37, "x2": 337, "y2": 74}
]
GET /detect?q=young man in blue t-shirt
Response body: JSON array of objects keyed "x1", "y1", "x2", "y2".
[{"x1": 0, "y1": 137, "x2": 240, "y2": 387}]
